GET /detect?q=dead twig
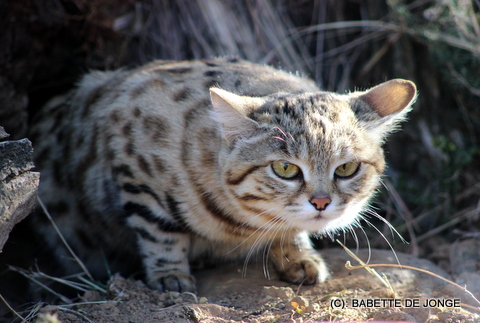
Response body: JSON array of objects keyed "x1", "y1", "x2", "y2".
[
  {"x1": 0, "y1": 293, "x2": 25, "y2": 322},
  {"x1": 37, "y1": 197, "x2": 93, "y2": 281}
]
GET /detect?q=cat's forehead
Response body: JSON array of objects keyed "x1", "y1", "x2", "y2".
[
  {"x1": 253, "y1": 92, "x2": 358, "y2": 139},
  {"x1": 251, "y1": 92, "x2": 371, "y2": 164},
  {"x1": 255, "y1": 92, "x2": 354, "y2": 127}
]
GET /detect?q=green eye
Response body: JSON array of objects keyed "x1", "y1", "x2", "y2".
[
  {"x1": 334, "y1": 162, "x2": 360, "y2": 178},
  {"x1": 272, "y1": 161, "x2": 300, "y2": 179}
]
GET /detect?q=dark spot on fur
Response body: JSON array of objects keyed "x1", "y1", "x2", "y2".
[
  {"x1": 155, "y1": 258, "x2": 181, "y2": 267},
  {"x1": 165, "y1": 193, "x2": 188, "y2": 229},
  {"x1": 198, "y1": 128, "x2": 218, "y2": 144},
  {"x1": 135, "y1": 227, "x2": 158, "y2": 243},
  {"x1": 152, "y1": 155, "x2": 167, "y2": 173},
  {"x1": 137, "y1": 155, "x2": 153, "y2": 176},
  {"x1": 122, "y1": 183, "x2": 142, "y2": 194},
  {"x1": 329, "y1": 111, "x2": 339, "y2": 122},
  {"x1": 112, "y1": 164, "x2": 134, "y2": 178},
  {"x1": 122, "y1": 183, "x2": 164, "y2": 208},
  {"x1": 164, "y1": 67, "x2": 192, "y2": 74},
  {"x1": 183, "y1": 99, "x2": 211, "y2": 127},
  {"x1": 238, "y1": 194, "x2": 267, "y2": 201},
  {"x1": 163, "y1": 238, "x2": 177, "y2": 245},
  {"x1": 197, "y1": 189, "x2": 254, "y2": 234},
  {"x1": 110, "y1": 110, "x2": 120, "y2": 123},
  {"x1": 173, "y1": 87, "x2": 192, "y2": 102},
  {"x1": 76, "y1": 135, "x2": 85, "y2": 149},
  {"x1": 122, "y1": 122, "x2": 133, "y2": 137},
  {"x1": 204, "y1": 70, "x2": 222, "y2": 77},
  {"x1": 130, "y1": 86, "x2": 145, "y2": 99},
  {"x1": 131, "y1": 79, "x2": 165, "y2": 99},
  {"x1": 123, "y1": 202, "x2": 188, "y2": 233},
  {"x1": 226, "y1": 165, "x2": 262, "y2": 185},
  {"x1": 133, "y1": 107, "x2": 142, "y2": 117},
  {"x1": 201, "y1": 149, "x2": 216, "y2": 166},
  {"x1": 125, "y1": 141, "x2": 135, "y2": 156},
  {"x1": 171, "y1": 174, "x2": 181, "y2": 186},
  {"x1": 143, "y1": 115, "x2": 170, "y2": 142}
]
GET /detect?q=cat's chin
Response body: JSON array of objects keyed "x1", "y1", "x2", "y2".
[
  {"x1": 288, "y1": 213, "x2": 341, "y2": 232},
  {"x1": 294, "y1": 207, "x2": 362, "y2": 232}
]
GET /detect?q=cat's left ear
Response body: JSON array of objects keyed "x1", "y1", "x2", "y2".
[
  {"x1": 209, "y1": 88, "x2": 265, "y2": 143},
  {"x1": 353, "y1": 79, "x2": 417, "y2": 140}
]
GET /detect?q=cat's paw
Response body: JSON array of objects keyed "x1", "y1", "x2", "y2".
[
  {"x1": 278, "y1": 253, "x2": 330, "y2": 285},
  {"x1": 149, "y1": 271, "x2": 196, "y2": 293}
]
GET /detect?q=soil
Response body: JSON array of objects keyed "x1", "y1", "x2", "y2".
[{"x1": 32, "y1": 247, "x2": 479, "y2": 323}]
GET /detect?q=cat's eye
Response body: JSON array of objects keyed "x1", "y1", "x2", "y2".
[
  {"x1": 334, "y1": 162, "x2": 360, "y2": 179},
  {"x1": 271, "y1": 161, "x2": 301, "y2": 179}
]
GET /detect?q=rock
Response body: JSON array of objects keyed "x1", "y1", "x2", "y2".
[
  {"x1": 0, "y1": 127, "x2": 40, "y2": 251},
  {"x1": 264, "y1": 286, "x2": 295, "y2": 300},
  {"x1": 370, "y1": 308, "x2": 417, "y2": 322}
]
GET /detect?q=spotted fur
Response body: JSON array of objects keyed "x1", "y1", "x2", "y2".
[{"x1": 30, "y1": 58, "x2": 416, "y2": 292}]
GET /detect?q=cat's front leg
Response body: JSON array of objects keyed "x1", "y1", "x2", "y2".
[
  {"x1": 138, "y1": 231, "x2": 195, "y2": 293},
  {"x1": 270, "y1": 231, "x2": 330, "y2": 285},
  {"x1": 123, "y1": 200, "x2": 195, "y2": 293}
]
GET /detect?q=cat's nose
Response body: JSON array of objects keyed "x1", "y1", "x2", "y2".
[{"x1": 310, "y1": 196, "x2": 331, "y2": 211}]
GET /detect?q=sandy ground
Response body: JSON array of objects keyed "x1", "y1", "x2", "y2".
[{"x1": 32, "y1": 247, "x2": 479, "y2": 323}]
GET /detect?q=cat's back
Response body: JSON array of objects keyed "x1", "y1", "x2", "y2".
[
  {"x1": 130, "y1": 58, "x2": 319, "y2": 98},
  {"x1": 86, "y1": 58, "x2": 319, "y2": 110}
]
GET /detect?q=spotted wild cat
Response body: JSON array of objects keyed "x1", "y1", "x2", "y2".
[{"x1": 30, "y1": 58, "x2": 416, "y2": 292}]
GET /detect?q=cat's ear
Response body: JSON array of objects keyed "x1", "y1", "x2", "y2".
[
  {"x1": 353, "y1": 79, "x2": 417, "y2": 140},
  {"x1": 209, "y1": 88, "x2": 265, "y2": 143}
]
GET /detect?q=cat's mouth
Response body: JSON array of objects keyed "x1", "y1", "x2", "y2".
[{"x1": 311, "y1": 210, "x2": 341, "y2": 222}]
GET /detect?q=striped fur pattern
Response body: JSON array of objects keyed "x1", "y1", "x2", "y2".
[{"x1": 30, "y1": 58, "x2": 416, "y2": 292}]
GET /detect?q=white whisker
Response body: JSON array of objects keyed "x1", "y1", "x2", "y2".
[
  {"x1": 356, "y1": 223, "x2": 372, "y2": 264},
  {"x1": 227, "y1": 206, "x2": 282, "y2": 254},
  {"x1": 241, "y1": 215, "x2": 284, "y2": 277},
  {"x1": 364, "y1": 208, "x2": 407, "y2": 244},
  {"x1": 348, "y1": 223, "x2": 360, "y2": 253},
  {"x1": 362, "y1": 218, "x2": 402, "y2": 266}
]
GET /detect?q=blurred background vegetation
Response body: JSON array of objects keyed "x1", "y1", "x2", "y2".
[{"x1": 1, "y1": 0, "x2": 479, "y2": 267}]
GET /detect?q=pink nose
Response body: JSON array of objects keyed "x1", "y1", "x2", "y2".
[{"x1": 310, "y1": 196, "x2": 331, "y2": 211}]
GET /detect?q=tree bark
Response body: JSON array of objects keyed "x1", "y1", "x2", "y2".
[{"x1": 0, "y1": 127, "x2": 39, "y2": 252}]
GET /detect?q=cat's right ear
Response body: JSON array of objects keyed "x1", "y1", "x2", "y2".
[
  {"x1": 354, "y1": 79, "x2": 417, "y2": 141},
  {"x1": 209, "y1": 88, "x2": 264, "y2": 143}
]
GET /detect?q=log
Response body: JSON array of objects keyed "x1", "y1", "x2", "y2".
[{"x1": 0, "y1": 126, "x2": 40, "y2": 252}]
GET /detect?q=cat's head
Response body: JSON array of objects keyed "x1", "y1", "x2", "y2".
[{"x1": 210, "y1": 79, "x2": 416, "y2": 234}]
